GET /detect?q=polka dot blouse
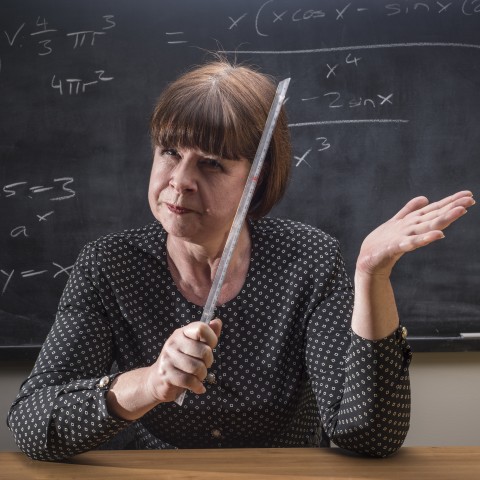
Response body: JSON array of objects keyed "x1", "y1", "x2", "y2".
[{"x1": 7, "y1": 217, "x2": 412, "y2": 461}]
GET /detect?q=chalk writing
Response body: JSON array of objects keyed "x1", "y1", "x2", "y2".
[
  {"x1": 10, "y1": 226, "x2": 28, "y2": 238},
  {"x1": 1, "y1": 263, "x2": 74, "y2": 296},
  {"x1": 316, "y1": 137, "x2": 331, "y2": 152},
  {"x1": 250, "y1": 0, "x2": 480, "y2": 37},
  {"x1": 293, "y1": 138, "x2": 332, "y2": 167},
  {"x1": 2, "y1": 178, "x2": 76, "y2": 241},
  {"x1": 314, "y1": 91, "x2": 394, "y2": 109},
  {"x1": 228, "y1": 13, "x2": 247, "y2": 29},
  {"x1": 67, "y1": 30, "x2": 106, "y2": 48},
  {"x1": 292, "y1": 138, "x2": 336, "y2": 167},
  {"x1": 255, "y1": 0, "x2": 330, "y2": 37},
  {"x1": 0, "y1": 269, "x2": 14, "y2": 295},
  {"x1": 2, "y1": 178, "x2": 76, "y2": 200},
  {"x1": 345, "y1": 53, "x2": 362, "y2": 66},
  {"x1": 4, "y1": 23, "x2": 25, "y2": 46},
  {"x1": 102, "y1": 15, "x2": 116, "y2": 30},
  {"x1": 51, "y1": 70, "x2": 113, "y2": 95},
  {"x1": 31, "y1": 17, "x2": 54, "y2": 34},
  {"x1": 294, "y1": 148, "x2": 312, "y2": 168},
  {"x1": 385, "y1": 2, "x2": 457, "y2": 16},
  {"x1": 335, "y1": 4, "x2": 351, "y2": 20},
  {"x1": 309, "y1": 55, "x2": 363, "y2": 79},
  {"x1": 288, "y1": 119, "x2": 409, "y2": 127},
  {"x1": 0, "y1": 177, "x2": 76, "y2": 249},
  {"x1": 1, "y1": 15, "x2": 116, "y2": 96},
  {"x1": 463, "y1": 0, "x2": 480, "y2": 15},
  {"x1": 220, "y1": 42, "x2": 480, "y2": 55},
  {"x1": 3, "y1": 15, "x2": 115, "y2": 50},
  {"x1": 9, "y1": 211, "x2": 55, "y2": 239},
  {"x1": 165, "y1": 32, "x2": 187, "y2": 44},
  {"x1": 36, "y1": 211, "x2": 54, "y2": 222},
  {"x1": 212, "y1": 7, "x2": 473, "y2": 167}
]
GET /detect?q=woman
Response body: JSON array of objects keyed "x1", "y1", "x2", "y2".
[{"x1": 8, "y1": 61, "x2": 475, "y2": 461}]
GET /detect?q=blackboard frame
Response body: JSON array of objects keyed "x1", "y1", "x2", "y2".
[
  {"x1": 2, "y1": 338, "x2": 480, "y2": 363},
  {"x1": 1, "y1": 0, "x2": 479, "y2": 354}
]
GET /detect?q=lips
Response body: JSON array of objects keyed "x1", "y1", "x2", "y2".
[{"x1": 166, "y1": 203, "x2": 193, "y2": 214}]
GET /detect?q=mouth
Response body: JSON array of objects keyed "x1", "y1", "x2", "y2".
[{"x1": 165, "y1": 203, "x2": 193, "y2": 215}]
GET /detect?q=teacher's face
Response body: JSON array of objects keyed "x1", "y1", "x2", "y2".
[{"x1": 148, "y1": 147, "x2": 251, "y2": 245}]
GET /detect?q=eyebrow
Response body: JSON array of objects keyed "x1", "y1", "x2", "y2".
[
  {"x1": 160, "y1": 145, "x2": 243, "y2": 162},
  {"x1": 194, "y1": 149, "x2": 240, "y2": 162}
]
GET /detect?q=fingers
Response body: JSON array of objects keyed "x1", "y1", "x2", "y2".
[
  {"x1": 412, "y1": 192, "x2": 475, "y2": 221},
  {"x1": 208, "y1": 318, "x2": 223, "y2": 338},
  {"x1": 158, "y1": 353, "x2": 207, "y2": 395},
  {"x1": 149, "y1": 319, "x2": 223, "y2": 401},
  {"x1": 178, "y1": 337, "x2": 214, "y2": 368},
  {"x1": 401, "y1": 193, "x2": 474, "y2": 238},
  {"x1": 183, "y1": 319, "x2": 222, "y2": 349},
  {"x1": 415, "y1": 190, "x2": 473, "y2": 217},
  {"x1": 393, "y1": 196, "x2": 429, "y2": 220},
  {"x1": 393, "y1": 190, "x2": 474, "y2": 221},
  {"x1": 398, "y1": 230, "x2": 445, "y2": 253},
  {"x1": 393, "y1": 191, "x2": 474, "y2": 238},
  {"x1": 357, "y1": 190, "x2": 475, "y2": 277},
  {"x1": 419, "y1": 205, "x2": 469, "y2": 233},
  {"x1": 396, "y1": 191, "x2": 475, "y2": 252}
]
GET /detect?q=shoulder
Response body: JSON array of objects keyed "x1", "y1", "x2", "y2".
[
  {"x1": 250, "y1": 217, "x2": 350, "y2": 291},
  {"x1": 251, "y1": 217, "x2": 340, "y2": 251},
  {"x1": 94, "y1": 222, "x2": 164, "y2": 247},
  {"x1": 81, "y1": 222, "x2": 165, "y2": 261}
]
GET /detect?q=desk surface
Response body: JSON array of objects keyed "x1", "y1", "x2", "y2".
[{"x1": 2, "y1": 447, "x2": 480, "y2": 479}]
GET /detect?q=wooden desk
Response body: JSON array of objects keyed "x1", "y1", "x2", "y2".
[{"x1": 1, "y1": 447, "x2": 479, "y2": 479}]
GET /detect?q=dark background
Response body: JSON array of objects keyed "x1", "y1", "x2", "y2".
[{"x1": 1, "y1": 0, "x2": 479, "y2": 357}]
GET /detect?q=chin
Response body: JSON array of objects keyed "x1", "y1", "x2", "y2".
[{"x1": 159, "y1": 216, "x2": 195, "y2": 239}]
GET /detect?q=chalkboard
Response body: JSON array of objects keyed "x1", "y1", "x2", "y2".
[{"x1": 1, "y1": 0, "x2": 479, "y2": 358}]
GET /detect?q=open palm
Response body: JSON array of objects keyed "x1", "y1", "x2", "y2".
[{"x1": 357, "y1": 190, "x2": 475, "y2": 277}]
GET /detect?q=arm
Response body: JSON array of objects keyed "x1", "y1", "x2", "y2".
[
  {"x1": 7, "y1": 243, "x2": 131, "y2": 461},
  {"x1": 7, "y1": 239, "x2": 222, "y2": 460},
  {"x1": 352, "y1": 190, "x2": 475, "y2": 340},
  {"x1": 305, "y1": 244, "x2": 411, "y2": 457},
  {"x1": 306, "y1": 190, "x2": 474, "y2": 457}
]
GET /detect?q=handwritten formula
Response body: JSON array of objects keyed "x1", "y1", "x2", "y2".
[
  {"x1": 0, "y1": 10, "x2": 116, "y2": 305},
  {"x1": 1, "y1": 15, "x2": 116, "y2": 95},
  {"x1": 1, "y1": 177, "x2": 76, "y2": 295}
]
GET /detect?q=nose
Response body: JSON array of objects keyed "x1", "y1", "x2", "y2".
[{"x1": 169, "y1": 154, "x2": 198, "y2": 194}]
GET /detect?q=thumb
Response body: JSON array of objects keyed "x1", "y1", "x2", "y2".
[{"x1": 208, "y1": 318, "x2": 223, "y2": 339}]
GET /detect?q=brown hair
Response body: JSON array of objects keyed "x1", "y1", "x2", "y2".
[{"x1": 150, "y1": 60, "x2": 291, "y2": 219}]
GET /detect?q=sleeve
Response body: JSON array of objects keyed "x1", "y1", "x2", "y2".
[
  {"x1": 6, "y1": 242, "x2": 132, "y2": 461},
  {"x1": 304, "y1": 241, "x2": 412, "y2": 458}
]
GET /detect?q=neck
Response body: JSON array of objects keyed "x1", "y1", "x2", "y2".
[{"x1": 166, "y1": 223, "x2": 251, "y2": 299}]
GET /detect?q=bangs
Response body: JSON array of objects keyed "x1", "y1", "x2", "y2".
[{"x1": 151, "y1": 84, "x2": 261, "y2": 161}]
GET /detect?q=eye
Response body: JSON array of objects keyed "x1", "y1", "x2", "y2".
[
  {"x1": 161, "y1": 148, "x2": 180, "y2": 158},
  {"x1": 202, "y1": 158, "x2": 224, "y2": 171}
]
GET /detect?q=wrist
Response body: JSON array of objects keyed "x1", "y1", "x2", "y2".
[
  {"x1": 351, "y1": 269, "x2": 399, "y2": 341},
  {"x1": 140, "y1": 365, "x2": 164, "y2": 404},
  {"x1": 355, "y1": 247, "x2": 400, "y2": 279},
  {"x1": 354, "y1": 268, "x2": 391, "y2": 287},
  {"x1": 106, "y1": 367, "x2": 161, "y2": 421}
]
